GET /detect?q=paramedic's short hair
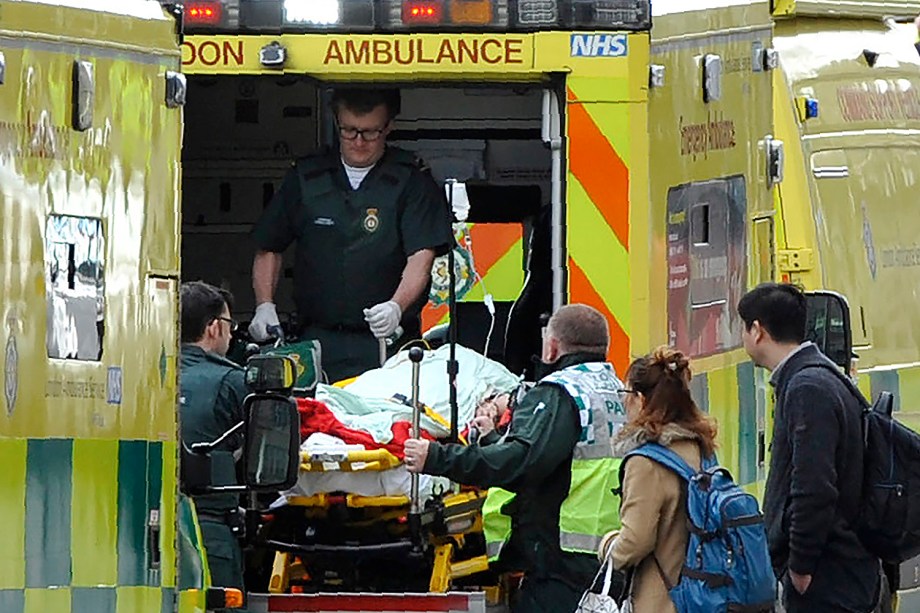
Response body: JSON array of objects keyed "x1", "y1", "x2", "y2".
[
  {"x1": 180, "y1": 281, "x2": 234, "y2": 344},
  {"x1": 331, "y1": 88, "x2": 401, "y2": 121},
  {"x1": 546, "y1": 304, "x2": 609, "y2": 355},
  {"x1": 737, "y1": 282, "x2": 806, "y2": 344}
]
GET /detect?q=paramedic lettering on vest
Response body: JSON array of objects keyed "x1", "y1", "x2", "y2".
[
  {"x1": 178, "y1": 282, "x2": 251, "y2": 613},
  {"x1": 404, "y1": 304, "x2": 627, "y2": 613},
  {"x1": 248, "y1": 88, "x2": 453, "y2": 383}
]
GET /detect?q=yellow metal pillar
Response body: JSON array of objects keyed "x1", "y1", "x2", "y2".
[
  {"x1": 429, "y1": 543, "x2": 454, "y2": 592},
  {"x1": 269, "y1": 551, "x2": 291, "y2": 594}
]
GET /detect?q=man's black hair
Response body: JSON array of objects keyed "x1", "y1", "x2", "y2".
[
  {"x1": 737, "y1": 282, "x2": 807, "y2": 344},
  {"x1": 180, "y1": 281, "x2": 234, "y2": 344},
  {"x1": 330, "y1": 88, "x2": 401, "y2": 121}
]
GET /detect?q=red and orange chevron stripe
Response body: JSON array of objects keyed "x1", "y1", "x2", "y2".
[{"x1": 566, "y1": 86, "x2": 631, "y2": 376}]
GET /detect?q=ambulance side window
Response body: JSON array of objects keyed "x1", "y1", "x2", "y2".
[
  {"x1": 666, "y1": 176, "x2": 747, "y2": 357},
  {"x1": 45, "y1": 215, "x2": 106, "y2": 360}
]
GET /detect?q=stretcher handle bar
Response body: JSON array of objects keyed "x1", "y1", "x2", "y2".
[
  {"x1": 299, "y1": 461, "x2": 384, "y2": 472},
  {"x1": 264, "y1": 539, "x2": 413, "y2": 557},
  {"x1": 267, "y1": 324, "x2": 285, "y2": 347},
  {"x1": 301, "y1": 448, "x2": 401, "y2": 464},
  {"x1": 409, "y1": 347, "x2": 424, "y2": 518}
]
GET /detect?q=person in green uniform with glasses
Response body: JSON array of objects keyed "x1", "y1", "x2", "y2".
[
  {"x1": 179, "y1": 281, "x2": 250, "y2": 611},
  {"x1": 248, "y1": 88, "x2": 453, "y2": 383}
]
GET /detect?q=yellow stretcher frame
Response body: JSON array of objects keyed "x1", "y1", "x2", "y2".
[
  {"x1": 269, "y1": 448, "x2": 492, "y2": 595},
  {"x1": 299, "y1": 448, "x2": 403, "y2": 473}
]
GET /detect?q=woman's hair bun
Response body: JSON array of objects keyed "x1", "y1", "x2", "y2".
[{"x1": 652, "y1": 347, "x2": 690, "y2": 377}]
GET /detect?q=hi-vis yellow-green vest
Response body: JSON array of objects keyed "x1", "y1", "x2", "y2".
[{"x1": 483, "y1": 362, "x2": 626, "y2": 560}]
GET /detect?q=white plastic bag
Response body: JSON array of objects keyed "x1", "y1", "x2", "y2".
[{"x1": 575, "y1": 561, "x2": 621, "y2": 613}]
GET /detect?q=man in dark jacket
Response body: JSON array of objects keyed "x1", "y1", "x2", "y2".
[
  {"x1": 180, "y1": 281, "x2": 251, "y2": 611},
  {"x1": 738, "y1": 283, "x2": 879, "y2": 612},
  {"x1": 403, "y1": 304, "x2": 625, "y2": 612}
]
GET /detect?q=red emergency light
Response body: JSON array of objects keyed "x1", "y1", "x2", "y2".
[
  {"x1": 403, "y1": 1, "x2": 444, "y2": 24},
  {"x1": 186, "y1": 2, "x2": 222, "y2": 25}
]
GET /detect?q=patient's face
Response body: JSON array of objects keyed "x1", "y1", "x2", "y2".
[{"x1": 476, "y1": 393, "x2": 509, "y2": 422}]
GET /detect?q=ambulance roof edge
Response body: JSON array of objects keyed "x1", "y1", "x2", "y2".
[{"x1": 18, "y1": 0, "x2": 169, "y2": 20}]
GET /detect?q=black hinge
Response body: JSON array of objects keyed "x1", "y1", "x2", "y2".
[{"x1": 162, "y1": 3, "x2": 185, "y2": 43}]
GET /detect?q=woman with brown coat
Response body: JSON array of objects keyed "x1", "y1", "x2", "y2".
[{"x1": 597, "y1": 348, "x2": 718, "y2": 613}]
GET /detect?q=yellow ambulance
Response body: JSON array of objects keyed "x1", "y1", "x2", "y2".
[
  {"x1": 177, "y1": 0, "x2": 650, "y2": 608},
  {"x1": 649, "y1": 0, "x2": 920, "y2": 608},
  {"x1": 0, "y1": 2, "x2": 300, "y2": 612},
  {"x1": 10, "y1": 0, "x2": 920, "y2": 610},
  {"x1": 177, "y1": 0, "x2": 920, "y2": 607},
  {"x1": 0, "y1": 2, "x2": 208, "y2": 611}
]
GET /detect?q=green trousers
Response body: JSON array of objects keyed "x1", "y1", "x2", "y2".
[{"x1": 200, "y1": 518, "x2": 248, "y2": 613}]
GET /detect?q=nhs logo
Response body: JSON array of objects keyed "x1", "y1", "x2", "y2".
[{"x1": 570, "y1": 33, "x2": 628, "y2": 58}]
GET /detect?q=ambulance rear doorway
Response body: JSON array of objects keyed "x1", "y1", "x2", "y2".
[{"x1": 181, "y1": 77, "x2": 555, "y2": 377}]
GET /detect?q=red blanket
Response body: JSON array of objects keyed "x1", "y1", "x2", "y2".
[{"x1": 297, "y1": 397, "x2": 434, "y2": 460}]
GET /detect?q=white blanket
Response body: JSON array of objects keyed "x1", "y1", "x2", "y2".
[
  {"x1": 331, "y1": 344, "x2": 520, "y2": 440},
  {"x1": 285, "y1": 345, "x2": 518, "y2": 499}
]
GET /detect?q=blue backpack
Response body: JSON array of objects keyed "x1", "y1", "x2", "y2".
[{"x1": 620, "y1": 443, "x2": 776, "y2": 612}]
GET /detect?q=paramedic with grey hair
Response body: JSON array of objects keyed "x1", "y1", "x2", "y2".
[{"x1": 404, "y1": 304, "x2": 627, "y2": 612}]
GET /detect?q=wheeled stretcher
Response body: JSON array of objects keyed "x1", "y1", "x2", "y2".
[{"x1": 260, "y1": 347, "x2": 511, "y2": 597}]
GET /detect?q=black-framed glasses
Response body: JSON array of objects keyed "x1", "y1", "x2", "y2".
[
  {"x1": 617, "y1": 388, "x2": 639, "y2": 402},
  {"x1": 337, "y1": 124, "x2": 388, "y2": 142},
  {"x1": 215, "y1": 316, "x2": 239, "y2": 332}
]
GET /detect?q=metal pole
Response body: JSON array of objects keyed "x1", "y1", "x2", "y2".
[
  {"x1": 408, "y1": 347, "x2": 424, "y2": 517},
  {"x1": 445, "y1": 178, "x2": 459, "y2": 443},
  {"x1": 543, "y1": 89, "x2": 565, "y2": 312}
]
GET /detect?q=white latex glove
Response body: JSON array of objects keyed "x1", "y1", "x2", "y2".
[
  {"x1": 363, "y1": 300, "x2": 402, "y2": 339},
  {"x1": 248, "y1": 302, "x2": 280, "y2": 342}
]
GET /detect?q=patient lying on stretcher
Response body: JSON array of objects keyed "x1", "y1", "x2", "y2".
[{"x1": 279, "y1": 344, "x2": 522, "y2": 502}]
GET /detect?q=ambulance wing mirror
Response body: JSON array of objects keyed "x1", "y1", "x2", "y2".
[
  {"x1": 242, "y1": 395, "x2": 300, "y2": 492},
  {"x1": 804, "y1": 290, "x2": 852, "y2": 371},
  {"x1": 179, "y1": 393, "x2": 298, "y2": 496}
]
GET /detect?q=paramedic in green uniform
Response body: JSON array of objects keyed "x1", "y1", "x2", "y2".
[
  {"x1": 404, "y1": 305, "x2": 626, "y2": 613},
  {"x1": 248, "y1": 88, "x2": 452, "y2": 383},
  {"x1": 179, "y1": 281, "x2": 250, "y2": 610}
]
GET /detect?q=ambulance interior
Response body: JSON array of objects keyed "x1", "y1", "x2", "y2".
[
  {"x1": 181, "y1": 76, "x2": 554, "y2": 377},
  {"x1": 180, "y1": 77, "x2": 557, "y2": 592}
]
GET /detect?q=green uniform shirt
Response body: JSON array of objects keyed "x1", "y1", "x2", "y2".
[
  {"x1": 423, "y1": 352, "x2": 607, "y2": 589},
  {"x1": 251, "y1": 146, "x2": 452, "y2": 337},
  {"x1": 179, "y1": 344, "x2": 249, "y2": 513}
]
